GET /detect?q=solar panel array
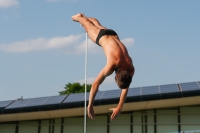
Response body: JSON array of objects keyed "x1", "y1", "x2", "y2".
[
  {"x1": 141, "y1": 86, "x2": 159, "y2": 95},
  {"x1": 63, "y1": 93, "x2": 87, "y2": 103},
  {"x1": 197, "y1": 82, "x2": 200, "y2": 87},
  {"x1": 100, "y1": 89, "x2": 121, "y2": 100},
  {"x1": 0, "y1": 100, "x2": 14, "y2": 108},
  {"x1": 5, "y1": 95, "x2": 69, "y2": 109},
  {"x1": 179, "y1": 82, "x2": 200, "y2": 91},
  {"x1": 62, "y1": 91, "x2": 105, "y2": 103},
  {"x1": 6, "y1": 98, "x2": 32, "y2": 109},
  {"x1": 24, "y1": 96, "x2": 50, "y2": 107},
  {"x1": 160, "y1": 84, "x2": 179, "y2": 93},
  {"x1": 91, "y1": 91, "x2": 104, "y2": 100},
  {"x1": 127, "y1": 87, "x2": 141, "y2": 97},
  {"x1": 44, "y1": 95, "x2": 67, "y2": 105},
  {"x1": 2, "y1": 81, "x2": 200, "y2": 110}
]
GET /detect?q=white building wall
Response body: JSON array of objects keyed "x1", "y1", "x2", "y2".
[
  {"x1": 18, "y1": 121, "x2": 38, "y2": 133},
  {"x1": 147, "y1": 110, "x2": 154, "y2": 133},
  {"x1": 87, "y1": 115, "x2": 107, "y2": 133},
  {"x1": 157, "y1": 109, "x2": 178, "y2": 133},
  {"x1": 54, "y1": 118, "x2": 61, "y2": 133},
  {"x1": 110, "y1": 114, "x2": 130, "y2": 133},
  {"x1": 40, "y1": 120, "x2": 49, "y2": 133},
  {"x1": 0, "y1": 124, "x2": 15, "y2": 133},
  {"x1": 180, "y1": 106, "x2": 200, "y2": 132},
  {"x1": 63, "y1": 117, "x2": 83, "y2": 133},
  {"x1": 1, "y1": 105, "x2": 200, "y2": 133},
  {"x1": 133, "y1": 111, "x2": 142, "y2": 133}
]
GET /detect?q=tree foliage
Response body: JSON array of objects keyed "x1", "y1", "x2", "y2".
[{"x1": 59, "y1": 82, "x2": 92, "y2": 95}]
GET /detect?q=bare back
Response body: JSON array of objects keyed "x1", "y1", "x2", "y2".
[{"x1": 98, "y1": 35, "x2": 135, "y2": 76}]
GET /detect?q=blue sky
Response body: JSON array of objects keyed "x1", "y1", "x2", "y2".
[{"x1": 0, "y1": 0, "x2": 200, "y2": 101}]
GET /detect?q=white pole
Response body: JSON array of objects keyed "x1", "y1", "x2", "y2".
[{"x1": 84, "y1": 33, "x2": 88, "y2": 133}]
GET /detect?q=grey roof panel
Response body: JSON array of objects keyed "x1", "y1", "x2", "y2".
[
  {"x1": 24, "y1": 96, "x2": 50, "y2": 107},
  {"x1": 63, "y1": 93, "x2": 88, "y2": 103},
  {"x1": 101, "y1": 89, "x2": 121, "y2": 99},
  {"x1": 142, "y1": 86, "x2": 159, "y2": 95},
  {"x1": 44, "y1": 95, "x2": 67, "y2": 105},
  {"x1": 62, "y1": 91, "x2": 104, "y2": 103},
  {"x1": 160, "y1": 84, "x2": 179, "y2": 93},
  {"x1": 87, "y1": 91, "x2": 103, "y2": 100},
  {"x1": 127, "y1": 87, "x2": 141, "y2": 97},
  {"x1": 0, "y1": 100, "x2": 14, "y2": 108},
  {"x1": 197, "y1": 81, "x2": 200, "y2": 87},
  {"x1": 179, "y1": 82, "x2": 200, "y2": 91},
  {"x1": 6, "y1": 99, "x2": 32, "y2": 109}
]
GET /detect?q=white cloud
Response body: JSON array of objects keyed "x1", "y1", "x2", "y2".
[
  {"x1": 76, "y1": 75, "x2": 115, "y2": 85},
  {"x1": 0, "y1": 34, "x2": 134, "y2": 54},
  {"x1": 76, "y1": 77, "x2": 95, "y2": 85},
  {"x1": 0, "y1": 0, "x2": 18, "y2": 8},
  {"x1": 121, "y1": 38, "x2": 134, "y2": 47},
  {"x1": 74, "y1": 39, "x2": 102, "y2": 54},
  {"x1": 0, "y1": 35, "x2": 83, "y2": 53},
  {"x1": 104, "y1": 75, "x2": 115, "y2": 84}
]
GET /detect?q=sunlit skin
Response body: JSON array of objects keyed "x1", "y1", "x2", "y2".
[{"x1": 72, "y1": 13, "x2": 135, "y2": 120}]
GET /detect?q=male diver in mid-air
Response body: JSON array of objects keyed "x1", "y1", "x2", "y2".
[{"x1": 72, "y1": 13, "x2": 135, "y2": 120}]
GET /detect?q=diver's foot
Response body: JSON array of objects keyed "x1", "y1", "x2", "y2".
[{"x1": 71, "y1": 13, "x2": 83, "y2": 22}]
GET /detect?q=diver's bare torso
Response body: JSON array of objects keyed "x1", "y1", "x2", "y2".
[{"x1": 98, "y1": 35, "x2": 135, "y2": 76}]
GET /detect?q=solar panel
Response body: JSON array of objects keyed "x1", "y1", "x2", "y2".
[
  {"x1": 6, "y1": 99, "x2": 32, "y2": 109},
  {"x1": 0, "y1": 100, "x2": 14, "y2": 108},
  {"x1": 84, "y1": 91, "x2": 104, "y2": 101},
  {"x1": 160, "y1": 84, "x2": 179, "y2": 93},
  {"x1": 44, "y1": 95, "x2": 67, "y2": 105},
  {"x1": 24, "y1": 96, "x2": 50, "y2": 107},
  {"x1": 197, "y1": 81, "x2": 200, "y2": 87},
  {"x1": 63, "y1": 93, "x2": 87, "y2": 103},
  {"x1": 100, "y1": 89, "x2": 121, "y2": 100},
  {"x1": 62, "y1": 91, "x2": 104, "y2": 103},
  {"x1": 141, "y1": 86, "x2": 159, "y2": 95},
  {"x1": 179, "y1": 82, "x2": 200, "y2": 91},
  {"x1": 127, "y1": 87, "x2": 141, "y2": 97}
]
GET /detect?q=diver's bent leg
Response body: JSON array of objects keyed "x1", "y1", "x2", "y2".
[
  {"x1": 83, "y1": 15, "x2": 107, "y2": 29},
  {"x1": 72, "y1": 13, "x2": 100, "y2": 43}
]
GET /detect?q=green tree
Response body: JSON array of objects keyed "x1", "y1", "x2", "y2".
[{"x1": 59, "y1": 82, "x2": 92, "y2": 95}]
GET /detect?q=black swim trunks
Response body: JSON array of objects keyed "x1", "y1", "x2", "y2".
[{"x1": 96, "y1": 29, "x2": 118, "y2": 46}]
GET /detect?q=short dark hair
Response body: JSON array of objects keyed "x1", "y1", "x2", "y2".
[{"x1": 115, "y1": 69, "x2": 132, "y2": 89}]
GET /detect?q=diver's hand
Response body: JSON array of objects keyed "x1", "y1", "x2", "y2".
[
  {"x1": 109, "y1": 107, "x2": 121, "y2": 120},
  {"x1": 88, "y1": 106, "x2": 95, "y2": 119}
]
